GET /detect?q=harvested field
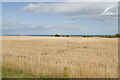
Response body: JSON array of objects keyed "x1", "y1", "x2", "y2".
[{"x1": 2, "y1": 36, "x2": 118, "y2": 78}]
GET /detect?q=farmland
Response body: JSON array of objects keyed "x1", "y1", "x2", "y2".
[{"x1": 2, "y1": 36, "x2": 118, "y2": 78}]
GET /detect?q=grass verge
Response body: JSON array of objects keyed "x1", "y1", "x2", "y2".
[{"x1": 2, "y1": 67, "x2": 36, "y2": 78}]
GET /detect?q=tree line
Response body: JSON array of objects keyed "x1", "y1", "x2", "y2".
[{"x1": 54, "y1": 34, "x2": 120, "y2": 38}]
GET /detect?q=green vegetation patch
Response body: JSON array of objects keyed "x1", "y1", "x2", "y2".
[
  {"x1": 2, "y1": 67, "x2": 35, "y2": 78},
  {"x1": 2, "y1": 67, "x2": 63, "y2": 78},
  {"x1": 55, "y1": 34, "x2": 60, "y2": 37}
]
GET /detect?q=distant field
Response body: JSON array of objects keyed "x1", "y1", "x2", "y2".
[{"x1": 2, "y1": 36, "x2": 118, "y2": 78}]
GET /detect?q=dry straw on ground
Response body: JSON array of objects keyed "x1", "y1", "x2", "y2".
[{"x1": 2, "y1": 36, "x2": 118, "y2": 78}]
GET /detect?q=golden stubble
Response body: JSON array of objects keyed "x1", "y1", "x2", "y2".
[{"x1": 2, "y1": 36, "x2": 118, "y2": 78}]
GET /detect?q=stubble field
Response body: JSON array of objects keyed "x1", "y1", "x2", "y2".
[{"x1": 2, "y1": 36, "x2": 118, "y2": 78}]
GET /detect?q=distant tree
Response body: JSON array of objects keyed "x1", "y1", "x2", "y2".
[
  {"x1": 62, "y1": 35, "x2": 64, "y2": 37},
  {"x1": 108, "y1": 35, "x2": 113, "y2": 38},
  {"x1": 87, "y1": 35, "x2": 90, "y2": 37},
  {"x1": 108, "y1": 35, "x2": 112, "y2": 38},
  {"x1": 114, "y1": 34, "x2": 120, "y2": 38},
  {"x1": 105, "y1": 35, "x2": 108, "y2": 38},
  {"x1": 66, "y1": 35, "x2": 70, "y2": 37},
  {"x1": 55, "y1": 34, "x2": 60, "y2": 37},
  {"x1": 90, "y1": 35, "x2": 93, "y2": 37}
]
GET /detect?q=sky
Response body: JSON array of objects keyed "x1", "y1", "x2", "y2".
[{"x1": 2, "y1": 2, "x2": 118, "y2": 35}]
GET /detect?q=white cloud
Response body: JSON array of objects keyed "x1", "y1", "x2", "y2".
[
  {"x1": 31, "y1": 25, "x2": 36, "y2": 28},
  {"x1": 41, "y1": 21, "x2": 86, "y2": 28},
  {"x1": 22, "y1": 2, "x2": 118, "y2": 21},
  {"x1": 101, "y1": 5, "x2": 117, "y2": 16},
  {"x1": 2, "y1": 16, "x2": 38, "y2": 30},
  {"x1": 2, "y1": 16, "x2": 84, "y2": 30}
]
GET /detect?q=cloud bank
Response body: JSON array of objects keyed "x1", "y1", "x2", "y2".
[{"x1": 22, "y1": 2, "x2": 118, "y2": 21}]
